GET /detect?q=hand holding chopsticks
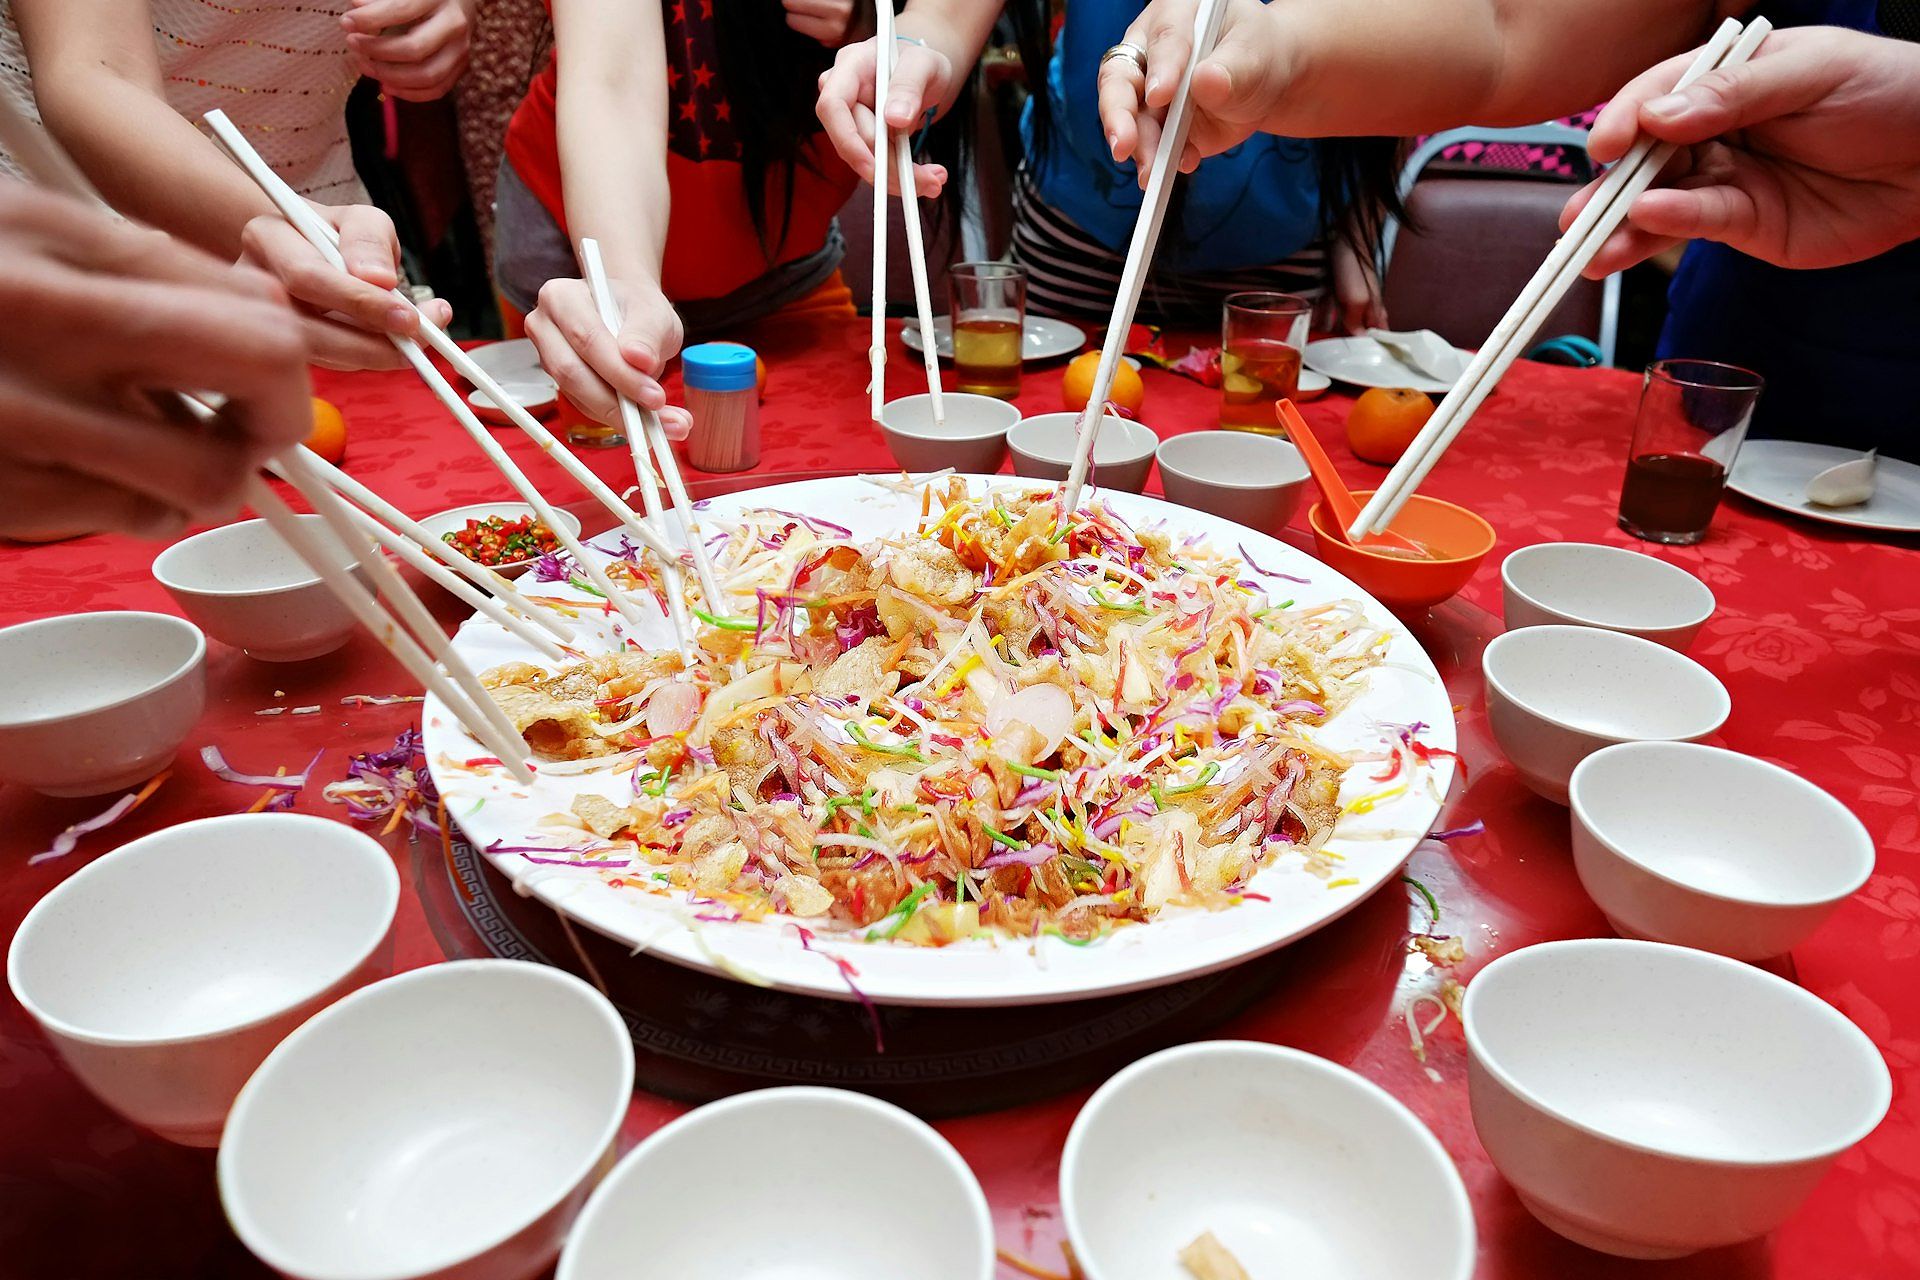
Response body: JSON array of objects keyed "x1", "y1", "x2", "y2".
[
  {"x1": 1349, "y1": 17, "x2": 1772, "y2": 540},
  {"x1": 1060, "y1": 0, "x2": 1230, "y2": 516},
  {"x1": 867, "y1": 4, "x2": 944, "y2": 424}
]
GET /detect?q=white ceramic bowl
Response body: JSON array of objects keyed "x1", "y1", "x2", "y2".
[
  {"x1": 220, "y1": 960, "x2": 633, "y2": 1280},
  {"x1": 467, "y1": 381, "x2": 559, "y2": 428},
  {"x1": 559, "y1": 1087, "x2": 992, "y2": 1280},
  {"x1": 1569, "y1": 741, "x2": 1874, "y2": 959},
  {"x1": 417, "y1": 502, "x2": 585, "y2": 577},
  {"x1": 0, "y1": 611, "x2": 206, "y2": 796},
  {"x1": 153, "y1": 515, "x2": 362, "y2": 662},
  {"x1": 1463, "y1": 938, "x2": 1891, "y2": 1259},
  {"x1": 1155, "y1": 431, "x2": 1311, "y2": 536},
  {"x1": 1502, "y1": 542, "x2": 1715, "y2": 650},
  {"x1": 1009, "y1": 412, "x2": 1158, "y2": 492},
  {"x1": 877, "y1": 392, "x2": 1020, "y2": 474},
  {"x1": 7, "y1": 814, "x2": 398, "y2": 1145},
  {"x1": 1482, "y1": 624, "x2": 1731, "y2": 804},
  {"x1": 1062, "y1": 1042, "x2": 1474, "y2": 1280}
]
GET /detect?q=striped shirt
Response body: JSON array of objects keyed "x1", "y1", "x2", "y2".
[{"x1": 0, "y1": 0, "x2": 366, "y2": 204}]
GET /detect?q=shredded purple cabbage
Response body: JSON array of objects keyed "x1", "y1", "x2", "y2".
[{"x1": 1238, "y1": 542, "x2": 1311, "y2": 583}]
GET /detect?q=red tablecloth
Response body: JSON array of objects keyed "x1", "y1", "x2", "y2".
[{"x1": 4, "y1": 316, "x2": 1918, "y2": 1279}]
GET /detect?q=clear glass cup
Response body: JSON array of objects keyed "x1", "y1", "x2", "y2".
[
  {"x1": 1617, "y1": 359, "x2": 1764, "y2": 545},
  {"x1": 1220, "y1": 291, "x2": 1312, "y2": 433},
  {"x1": 949, "y1": 262, "x2": 1026, "y2": 399}
]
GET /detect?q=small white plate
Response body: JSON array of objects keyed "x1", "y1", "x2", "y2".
[
  {"x1": 1703, "y1": 437, "x2": 1920, "y2": 534},
  {"x1": 462, "y1": 338, "x2": 555, "y2": 390},
  {"x1": 1296, "y1": 368, "x2": 1332, "y2": 397},
  {"x1": 902, "y1": 316, "x2": 1087, "y2": 362},
  {"x1": 1305, "y1": 336, "x2": 1464, "y2": 394}
]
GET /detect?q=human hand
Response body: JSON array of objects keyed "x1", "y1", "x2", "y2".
[
  {"x1": 816, "y1": 35, "x2": 952, "y2": 197},
  {"x1": 0, "y1": 187, "x2": 311, "y2": 542},
  {"x1": 340, "y1": 0, "x2": 473, "y2": 102},
  {"x1": 1328, "y1": 236, "x2": 1387, "y2": 333},
  {"x1": 1098, "y1": 0, "x2": 1286, "y2": 188},
  {"x1": 524, "y1": 275, "x2": 693, "y2": 437},
  {"x1": 1567, "y1": 26, "x2": 1920, "y2": 274},
  {"x1": 785, "y1": 0, "x2": 866, "y2": 47},
  {"x1": 239, "y1": 202, "x2": 453, "y2": 372}
]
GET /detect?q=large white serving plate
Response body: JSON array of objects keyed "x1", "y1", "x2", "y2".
[{"x1": 424, "y1": 477, "x2": 1456, "y2": 1006}]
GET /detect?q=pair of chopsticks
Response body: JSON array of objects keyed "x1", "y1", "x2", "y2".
[
  {"x1": 868, "y1": 0, "x2": 945, "y2": 424},
  {"x1": 1060, "y1": 0, "x2": 1230, "y2": 515},
  {"x1": 0, "y1": 97, "x2": 543, "y2": 781},
  {"x1": 1350, "y1": 16, "x2": 1772, "y2": 539}
]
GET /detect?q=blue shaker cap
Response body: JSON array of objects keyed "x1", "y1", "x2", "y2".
[{"x1": 682, "y1": 342, "x2": 758, "y2": 392}]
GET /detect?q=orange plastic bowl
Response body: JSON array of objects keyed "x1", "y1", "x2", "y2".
[{"x1": 1306, "y1": 491, "x2": 1496, "y2": 611}]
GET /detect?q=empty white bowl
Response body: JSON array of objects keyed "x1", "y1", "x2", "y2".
[
  {"x1": 1482, "y1": 624, "x2": 1731, "y2": 804},
  {"x1": 0, "y1": 611, "x2": 206, "y2": 796},
  {"x1": 221, "y1": 960, "x2": 633, "y2": 1280},
  {"x1": 8, "y1": 814, "x2": 398, "y2": 1145},
  {"x1": 1569, "y1": 741, "x2": 1874, "y2": 959},
  {"x1": 153, "y1": 515, "x2": 362, "y2": 662},
  {"x1": 1156, "y1": 431, "x2": 1311, "y2": 535},
  {"x1": 559, "y1": 1087, "x2": 992, "y2": 1280},
  {"x1": 877, "y1": 392, "x2": 1021, "y2": 474},
  {"x1": 1463, "y1": 939, "x2": 1890, "y2": 1259},
  {"x1": 1009, "y1": 412, "x2": 1158, "y2": 492},
  {"x1": 1502, "y1": 542, "x2": 1715, "y2": 650},
  {"x1": 416, "y1": 502, "x2": 585, "y2": 577},
  {"x1": 1062, "y1": 1042, "x2": 1474, "y2": 1280}
]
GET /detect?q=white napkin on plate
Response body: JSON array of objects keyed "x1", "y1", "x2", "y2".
[{"x1": 1367, "y1": 328, "x2": 1470, "y2": 382}]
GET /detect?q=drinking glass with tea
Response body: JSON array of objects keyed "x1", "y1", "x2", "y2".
[
  {"x1": 949, "y1": 262, "x2": 1026, "y2": 399},
  {"x1": 1220, "y1": 292, "x2": 1312, "y2": 432},
  {"x1": 1617, "y1": 359, "x2": 1764, "y2": 545}
]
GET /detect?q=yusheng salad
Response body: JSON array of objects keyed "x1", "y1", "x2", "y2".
[{"x1": 477, "y1": 479, "x2": 1392, "y2": 947}]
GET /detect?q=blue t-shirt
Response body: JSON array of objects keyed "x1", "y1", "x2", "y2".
[
  {"x1": 1659, "y1": 0, "x2": 1919, "y2": 457},
  {"x1": 1019, "y1": 0, "x2": 1326, "y2": 273}
]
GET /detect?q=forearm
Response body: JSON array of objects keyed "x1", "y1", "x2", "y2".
[
  {"x1": 554, "y1": 84, "x2": 671, "y2": 284},
  {"x1": 899, "y1": 0, "x2": 1002, "y2": 119},
  {"x1": 1274, "y1": 0, "x2": 1737, "y2": 136},
  {"x1": 25, "y1": 61, "x2": 274, "y2": 257}
]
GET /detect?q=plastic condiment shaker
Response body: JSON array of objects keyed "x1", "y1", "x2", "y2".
[{"x1": 682, "y1": 342, "x2": 760, "y2": 472}]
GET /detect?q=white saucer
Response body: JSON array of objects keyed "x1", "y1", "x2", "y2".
[
  {"x1": 1704, "y1": 438, "x2": 1920, "y2": 534},
  {"x1": 902, "y1": 316, "x2": 1087, "y2": 362},
  {"x1": 1305, "y1": 336, "x2": 1464, "y2": 394}
]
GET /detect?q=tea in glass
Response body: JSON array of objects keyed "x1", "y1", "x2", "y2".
[
  {"x1": 949, "y1": 262, "x2": 1026, "y2": 399},
  {"x1": 1220, "y1": 292, "x2": 1312, "y2": 433}
]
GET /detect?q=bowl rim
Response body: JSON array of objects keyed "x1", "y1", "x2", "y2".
[
  {"x1": 878, "y1": 392, "x2": 1022, "y2": 443},
  {"x1": 1569, "y1": 741, "x2": 1874, "y2": 909},
  {"x1": 1155, "y1": 432, "x2": 1311, "y2": 491},
  {"x1": 219, "y1": 959, "x2": 635, "y2": 1280},
  {"x1": 1009, "y1": 412, "x2": 1159, "y2": 466},
  {"x1": 1060, "y1": 1040, "x2": 1476, "y2": 1280},
  {"x1": 1481, "y1": 625, "x2": 1731, "y2": 742},
  {"x1": 0, "y1": 611, "x2": 206, "y2": 730},
  {"x1": 558, "y1": 1084, "x2": 994, "y2": 1280},
  {"x1": 152, "y1": 515, "x2": 356, "y2": 599},
  {"x1": 7, "y1": 813, "x2": 400, "y2": 1047},
  {"x1": 1501, "y1": 542, "x2": 1715, "y2": 633},
  {"x1": 1305, "y1": 494, "x2": 1496, "y2": 568},
  {"x1": 417, "y1": 502, "x2": 586, "y2": 570},
  {"x1": 1461, "y1": 938, "x2": 1893, "y2": 1168}
]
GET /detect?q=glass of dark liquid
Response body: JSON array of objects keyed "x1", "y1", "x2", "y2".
[
  {"x1": 949, "y1": 262, "x2": 1026, "y2": 399},
  {"x1": 1618, "y1": 359, "x2": 1764, "y2": 544}
]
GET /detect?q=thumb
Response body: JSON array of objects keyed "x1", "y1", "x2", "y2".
[
  {"x1": 1192, "y1": 27, "x2": 1284, "y2": 124},
  {"x1": 1637, "y1": 53, "x2": 1836, "y2": 146},
  {"x1": 618, "y1": 298, "x2": 681, "y2": 376},
  {"x1": 883, "y1": 50, "x2": 947, "y2": 130}
]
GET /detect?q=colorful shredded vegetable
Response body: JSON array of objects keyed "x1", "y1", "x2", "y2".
[
  {"x1": 479, "y1": 481, "x2": 1390, "y2": 945},
  {"x1": 441, "y1": 514, "x2": 560, "y2": 566}
]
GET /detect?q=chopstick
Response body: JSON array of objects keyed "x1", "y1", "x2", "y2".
[
  {"x1": 281, "y1": 447, "x2": 578, "y2": 644},
  {"x1": 1350, "y1": 17, "x2": 1769, "y2": 539},
  {"x1": 879, "y1": 0, "x2": 945, "y2": 424},
  {"x1": 868, "y1": 6, "x2": 894, "y2": 423},
  {"x1": 1060, "y1": 0, "x2": 1230, "y2": 515},
  {"x1": 196, "y1": 116, "x2": 683, "y2": 576},
  {"x1": 0, "y1": 91, "x2": 541, "y2": 782},
  {"x1": 200, "y1": 111, "x2": 668, "y2": 638},
  {"x1": 577, "y1": 237, "x2": 695, "y2": 660}
]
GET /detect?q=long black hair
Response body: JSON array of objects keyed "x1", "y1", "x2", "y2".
[
  {"x1": 926, "y1": 1, "x2": 1407, "y2": 260},
  {"x1": 709, "y1": 4, "x2": 844, "y2": 262}
]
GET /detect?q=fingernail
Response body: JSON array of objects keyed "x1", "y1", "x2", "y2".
[
  {"x1": 1646, "y1": 92, "x2": 1692, "y2": 120},
  {"x1": 387, "y1": 303, "x2": 414, "y2": 328},
  {"x1": 1107, "y1": 132, "x2": 1118, "y2": 152},
  {"x1": 1146, "y1": 75, "x2": 1162, "y2": 98}
]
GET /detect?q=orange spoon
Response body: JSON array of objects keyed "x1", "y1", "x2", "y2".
[{"x1": 1275, "y1": 399, "x2": 1426, "y2": 553}]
